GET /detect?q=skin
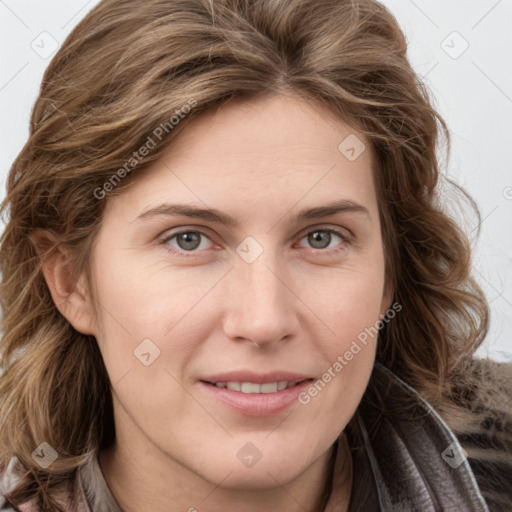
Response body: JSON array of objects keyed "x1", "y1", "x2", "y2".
[{"x1": 38, "y1": 92, "x2": 392, "y2": 512}]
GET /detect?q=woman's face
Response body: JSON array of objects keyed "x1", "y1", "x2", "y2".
[{"x1": 85, "y1": 93, "x2": 391, "y2": 489}]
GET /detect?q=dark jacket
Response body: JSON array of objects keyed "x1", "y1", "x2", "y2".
[{"x1": 336, "y1": 361, "x2": 512, "y2": 511}]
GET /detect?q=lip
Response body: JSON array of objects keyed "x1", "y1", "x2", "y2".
[{"x1": 199, "y1": 371, "x2": 314, "y2": 417}]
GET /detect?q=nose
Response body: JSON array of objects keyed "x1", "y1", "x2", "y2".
[{"x1": 221, "y1": 249, "x2": 300, "y2": 349}]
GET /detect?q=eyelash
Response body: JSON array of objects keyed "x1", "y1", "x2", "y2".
[{"x1": 159, "y1": 226, "x2": 352, "y2": 258}]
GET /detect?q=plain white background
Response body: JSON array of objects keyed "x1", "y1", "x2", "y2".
[{"x1": 0, "y1": 0, "x2": 510, "y2": 361}]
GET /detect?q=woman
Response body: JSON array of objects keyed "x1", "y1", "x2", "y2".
[{"x1": 0, "y1": 0, "x2": 510, "y2": 510}]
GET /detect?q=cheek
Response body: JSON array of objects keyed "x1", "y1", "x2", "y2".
[
  {"x1": 306, "y1": 259, "x2": 386, "y2": 350},
  {"x1": 297, "y1": 259, "x2": 386, "y2": 420},
  {"x1": 90, "y1": 252, "x2": 223, "y2": 345},
  {"x1": 320, "y1": 281, "x2": 381, "y2": 393}
]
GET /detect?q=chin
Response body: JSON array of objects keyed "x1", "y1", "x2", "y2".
[
  {"x1": 211, "y1": 464, "x2": 302, "y2": 490},
  {"x1": 185, "y1": 448, "x2": 308, "y2": 490}
]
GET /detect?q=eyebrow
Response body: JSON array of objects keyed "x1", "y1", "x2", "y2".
[{"x1": 134, "y1": 199, "x2": 371, "y2": 226}]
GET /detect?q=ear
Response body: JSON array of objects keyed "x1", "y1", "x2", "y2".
[{"x1": 30, "y1": 229, "x2": 97, "y2": 336}]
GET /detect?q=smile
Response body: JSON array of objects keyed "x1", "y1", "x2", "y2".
[
  {"x1": 210, "y1": 381, "x2": 301, "y2": 393},
  {"x1": 200, "y1": 377, "x2": 314, "y2": 417}
]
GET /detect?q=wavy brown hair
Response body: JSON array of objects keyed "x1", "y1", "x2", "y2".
[{"x1": 0, "y1": 0, "x2": 510, "y2": 510}]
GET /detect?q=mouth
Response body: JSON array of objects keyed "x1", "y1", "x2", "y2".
[
  {"x1": 202, "y1": 380, "x2": 308, "y2": 393},
  {"x1": 198, "y1": 374, "x2": 314, "y2": 417}
]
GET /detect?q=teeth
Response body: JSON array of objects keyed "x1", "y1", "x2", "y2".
[
  {"x1": 214, "y1": 381, "x2": 298, "y2": 393},
  {"x1": 241, "y1": 382, "x2": 261, "y2": 393},
  {"x1": 260, "y1": 382, "x2": 278, "y2": 393}
]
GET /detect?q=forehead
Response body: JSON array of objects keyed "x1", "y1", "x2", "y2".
[
  {"x1": 165, "y1": 93, "x2": 371, "y2": 168},
  {"x1": 106, "y1": 93, "x2": 377, "y2": 223}
]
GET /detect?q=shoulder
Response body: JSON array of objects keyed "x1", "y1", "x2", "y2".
[
  {"x1": 0, "y1": 457, "x2": 87, "y2": 512},
  {"x1": 0, "y1": 459, "x2": 38, "y2": 512},
  {"x1": 0, "y1": 500, "x2": 27, "y2": 512},
  {"x1": 452, "y1": 357, "x2": 512, "y2": 435},
  {"x1": 0, "y1": 489, "x2": 37, "y2": 512},
  {"x1": 452, "y1": 357, "x2": 512, "y2": 511},
  {"x1": 361, "y1": 359, "x2": 511, "y2": 510}
]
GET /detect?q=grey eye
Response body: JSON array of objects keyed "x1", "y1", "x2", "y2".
[
  {"x1": 307, "y1": 230, "x2": 333, "y2": 249},
  {"x1": 174, "y1": 232, "x2": 203, "y2": 251}
]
